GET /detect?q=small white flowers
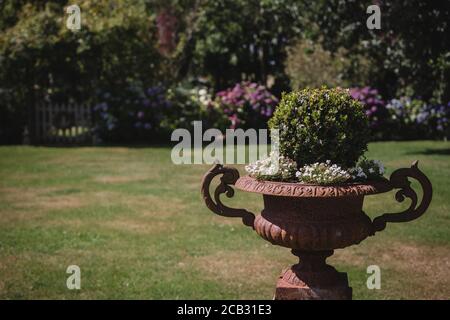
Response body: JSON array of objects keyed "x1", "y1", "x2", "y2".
[
  {"x1": 296, "y1": 160, "x2": 351, "y2": 185},
  {"x1": 245, "y1": 151, "x2": 297, "y2": 181},
  {"x1": 349, "y1": 158, "x2": 385, "y2": 181},
  {"x1": 191, "y1": 87, "x2": 212, "y2": 107},
  {"x1": 245, "y1": 154, "x2": 385, "y2": 184},
  {"x1": 373, "y1": 159, "x2": 385, "y2": 175}
]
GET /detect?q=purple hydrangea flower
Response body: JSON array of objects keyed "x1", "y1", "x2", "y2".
[
  {"x1": 215, "y1": 81, "x2": 278, "y2": 129},
  {"x1": 350, "y1": 87, "x2": 387, "y2": 129}
]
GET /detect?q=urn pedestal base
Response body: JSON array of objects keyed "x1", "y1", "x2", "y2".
[
  {"x1": 274, "y1": 250, "x2": 352, "y2": 300},
  {"x1": 275, "y1": 278, "x2": 352, "y2": 300}
]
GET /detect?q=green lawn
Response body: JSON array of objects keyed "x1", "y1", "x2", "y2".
[{"x1": 0, "y1": 141, "x2": 449, "y2": 299}]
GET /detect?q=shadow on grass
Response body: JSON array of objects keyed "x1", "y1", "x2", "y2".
[
  {"x1": 28, "y1": 141, "x2": 266, "y2": 149},
  {"x1": 405, "y1": 148, "x2": 450, "y2": 156},
  {"x1": 29, "y1": 142, "x2": 174, "y2": 149}
]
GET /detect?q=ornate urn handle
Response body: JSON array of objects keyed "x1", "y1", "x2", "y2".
[
  {"x1": 201, "y1": 164, "x2": 255, "y2": 228},
  {"x1": 371, "y1": 161, "x2": 432, "y2": 234}
]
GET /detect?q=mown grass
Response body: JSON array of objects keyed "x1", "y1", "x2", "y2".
[{"x1": 0, "y1": 141, "x2": 449, "y2": 299}]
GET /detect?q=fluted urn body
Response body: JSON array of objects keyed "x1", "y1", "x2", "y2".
[
  {"x1": 201, "y1": 162, "x2": 432, "y2": 300},
  {"x1": 235, "y1": 176, "x2": 393, "y2": 251},
  {"x1": 255, "y1": 195, "x2": 371, "y2": 250}
]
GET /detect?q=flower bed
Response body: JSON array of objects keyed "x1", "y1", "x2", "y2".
[
  {"x1": 93, "y1": 82, "x2": 449, "y2": 143},
  {"x1": 351, "y1": 87, "x2": 449, "y2": 140}
]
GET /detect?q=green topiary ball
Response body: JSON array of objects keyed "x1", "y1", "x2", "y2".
[{"x1": 268, "y1": 87, "x2": 370, "y2": 168}]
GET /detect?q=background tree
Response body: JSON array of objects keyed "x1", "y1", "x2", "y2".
[
  {"x1": 187, "y1": 0, "x2": 305, "y2": 93},
  {"x1": 0, "y1": 0, "x2": 165, "y2": 143},
  {"x1": 306, "y1": 0, "x2": 450, "y2": 102}
]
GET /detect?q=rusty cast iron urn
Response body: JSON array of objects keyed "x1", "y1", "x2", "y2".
[{"x1": 201, "y1": 161, "x2": 432, "y2": 300}]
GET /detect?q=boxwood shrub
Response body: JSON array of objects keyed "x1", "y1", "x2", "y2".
[{"x1": 268, "y1": 87, "x2": 370, "y2": 168}]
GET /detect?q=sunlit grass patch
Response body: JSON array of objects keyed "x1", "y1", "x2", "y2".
[{"x1": 0, "y1": 141, "x2": 448, "y2": 299}]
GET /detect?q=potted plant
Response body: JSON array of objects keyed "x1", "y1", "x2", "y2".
[{"x1": 201, "y1": 88, "x2": 432, "y2": 300}]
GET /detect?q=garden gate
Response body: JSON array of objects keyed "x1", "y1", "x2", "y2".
[{"x1": 33, "y1": 102, "x2": 93, "y2": 145}]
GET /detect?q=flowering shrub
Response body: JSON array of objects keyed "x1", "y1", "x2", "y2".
[
  {"x1": 162, "y1": 84, "x2": 211, "y2": 131},
  {"x1": 245, "y1": 151, "x2": 297, "y2": 181},
  {"x1": 349, "y1": 158, "x2": 385, "y2": 181},
  {"x1": 386, "y1": 97, "x2": 423, "y2": 126},
  {"x1": 295, "y1": 161, "x2": 351, "y2": 185},
  {"x1": 385, "y1": 98, "x2": 450, "y2": 140},
  {"x1": 349, "y1": 87, "x2": 389, "y2": 139},
  {"x1": 416, "y1": 103, "x2": 450, "y2": 139},
  {"x1": 213, "y1": 82, "x2": 278, "y2": 130},
  {"x1": 93, "y1": 82, "x2": 209, "y2": 143},
  {"x1": 350, "y1": 88, "x2": 450, "y2": 140},
  {"x1": 93, "y1": 84, "x2": 171, "y2": 142}
]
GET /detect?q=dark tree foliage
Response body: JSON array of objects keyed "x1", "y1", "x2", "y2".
[
  {"x1": 0, "y1": 0, "x2": 165, "y2": 143},
  {"x1": 306, "y1": 0, "x2": 450, "y2": 102},
  {"x1": 188, "y1": 0, "x2": 305, "y2": 93},
  {"x1": 1, "y1": 0, "x2": 448, "y2": 144}
]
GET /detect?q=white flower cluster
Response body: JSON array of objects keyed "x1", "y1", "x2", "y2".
[
  {"x1": 246, "y1": 155, "x2": 385, "y2": 184},
  {"x1": 245, "y1": 151, "x2": 297, "y2": 181},
  {"x1": 198, "y1": 88, "x2": 212, "y2": 106},
  {"x1": 372, "y1": 160, "x2": 385, "y2": 175},
  {"x1": 350, "y1": 166, "x2": 368, "y2": 180},
  {"x1": 349, "y1": 159, "x2": 385, "y2": 181},
  {"x1": 295, "y1": 160, "x2": 351, "y2": 185},
  {"x1": 190, "y1": 87, "x2": 212, "y2": 107}
]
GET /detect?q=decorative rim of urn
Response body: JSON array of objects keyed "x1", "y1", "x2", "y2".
[
  {"x1": 202, "y1": 160, "x2": 432, "y2": 233},
  {"x1": 235, "y1": 175, "x2": 393, "y2": 198}
]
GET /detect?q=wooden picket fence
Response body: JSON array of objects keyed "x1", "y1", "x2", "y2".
[{"x1": 34, "y1": 102, "x2": 93, "y2": 145}]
